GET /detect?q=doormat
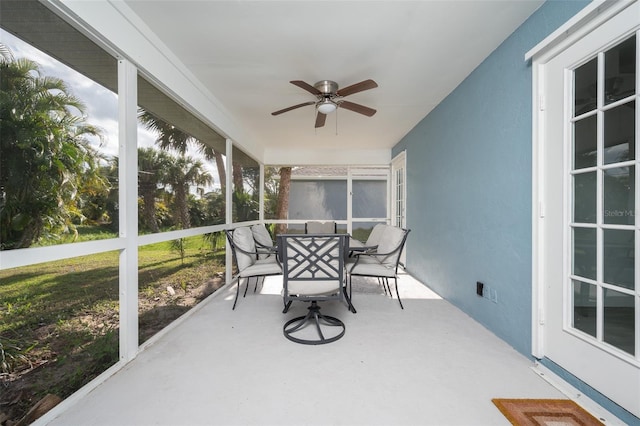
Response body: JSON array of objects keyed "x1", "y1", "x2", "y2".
[{"x1": 492, "y1": 399, "x2": 604, "y2": 425}]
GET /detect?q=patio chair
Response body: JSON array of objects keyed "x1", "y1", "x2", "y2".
[
  {"x1": 278, "y1": 234, "x2": 355, "y2": 344},
  {"x1": 225, "y1": 227, "x2": 282, "y2": 310},
  {"x1": 348, "y1": 226, "x2": 410, "y2": 309},
  {"x1": 305, "y1": 220, "x2": 337, "y2": 234},
  {"x1": 251, "y1": 223, "x2": 277, "y2": 260}
]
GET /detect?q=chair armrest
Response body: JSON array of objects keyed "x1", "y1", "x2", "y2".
[
  {"x1": 234, "y1": 244, "x2": 266, "y2": 258},
  {"x1": 255, "y1": 240, "x2": 276, "y2": 250},
  {"x1": 348, "y1": 245, "x2": 378, "y2": 257},
  {"x1": 255, "y1": 244, "x2": 282, "y2": 265},
  {"x1": 350, "y1": 245, "x2": 378, "y2": 253},
  {"x1": 255, "y1": 241, "x2": 278, "y2": 254},
  {"x1": 352, "y1": 247, "x2": 396, "y2": 258}
]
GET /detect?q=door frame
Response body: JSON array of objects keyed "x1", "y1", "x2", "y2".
[
  {"x1": 529, "y1": 0, "x2": 640, "y2": 418},
  {"x1": 529, "y1": 0, "x2": 636, "y2": 360}
]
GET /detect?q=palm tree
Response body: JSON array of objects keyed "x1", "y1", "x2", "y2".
[
  {"x1": 137, "y1": 111, "x2": 291, "y2": 228},
  {"x1": 138, "y1": 147, "x2": 171, "y2": 232},
  {"x1": 0, "y1": 46, "x2": 106, "y2": 249},
  {"x1": 164, "y1": 155, "x2": 213, "y2": 229},
  {"x1": 138, "y1": 110, "x2": 226, "y2": 191}
]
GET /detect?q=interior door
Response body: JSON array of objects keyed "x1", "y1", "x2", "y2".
[
  {"x1": 539, "y1": 4, "x2": 640, "y2": 417},
  {"x1": 392, "y1": 151, "x2": 407, "y2": 265}
]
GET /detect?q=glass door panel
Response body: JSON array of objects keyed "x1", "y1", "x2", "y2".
[
  {"x1": 573, "y1": 227, "x2": 596, "y2": 280},
  {"x1": 604, "y1": 36, "x2": 636, "y2": 105},
  {"x1": 574, "y1": 115, "x2": 597, "y2": 169},
  {"x1": 574, "y1": 57, "x2": 597, "y2": 115},
  {"x1": 573, "y1": 280, "x2": 597, "y2": 338},
  {"x1": 603, "y1": 288, "x2": 635, "y2": 355},
  {"x1": 603, "y1": 102, "x2": 635, "y2": 165},
  {"x1": 573, "y1": 172, "x2": 597, "y2": 223}
]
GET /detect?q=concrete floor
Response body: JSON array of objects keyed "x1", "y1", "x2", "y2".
[{"x1": 43, "y1": 273, "x2": 621, "y2": 425}]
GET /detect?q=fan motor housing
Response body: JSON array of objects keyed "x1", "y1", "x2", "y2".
[{"x1": 314, "y1": 80, "x2": 338, "y2": 95}]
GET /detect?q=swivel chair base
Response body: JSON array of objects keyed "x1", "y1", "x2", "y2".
[{"x1": 283, "y1": 301, "x2": 345, "y2": 345}]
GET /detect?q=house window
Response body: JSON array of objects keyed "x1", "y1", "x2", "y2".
[{"x1": 262, "y1": 166, "x2": 388, "y2": 236}]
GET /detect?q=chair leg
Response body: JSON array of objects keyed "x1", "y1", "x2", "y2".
[
  {"x1": 283, "y1": 300, "x2": 292, "y2": 314},
  {"x1": 343, "y1": 285, "x2": 357, "y2": 314},
  {"x1": 394, "y1": 276, "x2": 404, "y2": 309},
  {"x1": 232, "y1": 278, "x2": 241, "y2": 310},
  {"x1": 243, "y1": 277, "x2": 250, "y2": 298},
  {"x1": 378, "y1": 277, "x2": 388, "y2": 295},
  {"x1": 379, "y1": 277, "x2": 389, "y2": 296},
  {"x1": 254, "y1": 276, "x2": 265, "y2": 293}
]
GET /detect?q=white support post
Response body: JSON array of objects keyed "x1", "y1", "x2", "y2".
[
  {"x1": 347, "y1": 168, "x2": 353, "y2": 235},
  {"x1": 225, "y1": 138, "x2": 233, "y2": 286},
  {"x1": 118, "y1": 59, "x2": 139, "y2": 362},
  {"x1": 259, "y1": 164, "x2": 265, "y2": 222}
]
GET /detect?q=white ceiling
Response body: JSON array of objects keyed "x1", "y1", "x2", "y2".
[{"x1": 121, "y1": 0, "x2": 544, "y2": 156}]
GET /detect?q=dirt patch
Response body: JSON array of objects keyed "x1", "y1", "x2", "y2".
[{"x1": 0, "y1": 273, "x2": 225, "y2": 425}]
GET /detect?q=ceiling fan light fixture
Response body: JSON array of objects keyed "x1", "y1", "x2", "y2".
[{"x1": 317, "y1": 99, "x2": 337, "y2": 114}]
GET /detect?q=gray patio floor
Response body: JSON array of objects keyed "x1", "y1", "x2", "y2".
[{"x1": 44, "y1": 272, "x2": 620, "y2": 425}]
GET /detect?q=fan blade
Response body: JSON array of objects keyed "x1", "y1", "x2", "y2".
[
  {"x1": 315, "y1": 112, "x2": 327, "y2": 128},
  {"x1": 339, "y1": 101, "x2": 376, "y2": 117},
  {"x1": 271, "y1": 101, "x2": 315, "y2": 116},
  {"x1": 290, "y1": 80, "x2": 322, "y2": 96},
  {"x1": 336, "y1": 79, "x2": 378, "y2": 97}
]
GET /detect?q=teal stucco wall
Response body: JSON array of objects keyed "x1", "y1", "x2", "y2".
[{"x1": 392, "y1": 0, "x2": 589, "y2": 356}]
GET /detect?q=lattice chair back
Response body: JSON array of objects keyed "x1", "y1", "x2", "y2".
[{"x1": 280, "y1": 234, "x2": 345, "y2": 303}]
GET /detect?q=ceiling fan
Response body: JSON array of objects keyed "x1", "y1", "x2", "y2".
[{"x1": 271, "y1": 79, "x2": 378, "y2": 128}]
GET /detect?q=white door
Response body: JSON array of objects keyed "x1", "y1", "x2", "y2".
[
  {"x1": 538, "y1": 3, "x2": 640, "y2": 417},
  {"x1": 392, "y1": 151, "x2": 407, "y2": 265}
]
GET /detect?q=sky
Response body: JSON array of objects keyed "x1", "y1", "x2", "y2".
[{"x1": 1, "y1": 28, "x2": 220, "y2": 190}]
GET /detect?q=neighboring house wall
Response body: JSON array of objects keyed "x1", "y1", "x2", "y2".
[{"x1": 392, "y1": 0, "x2": 589, "y2": 356}]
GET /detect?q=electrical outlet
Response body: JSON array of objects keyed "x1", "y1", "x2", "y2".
[
  {"x1": 476, "y1": 281, "x2": 484, "y2": 296},
  {"x1": 490, "y1": 288, "x2": 498, "y2": 303}
]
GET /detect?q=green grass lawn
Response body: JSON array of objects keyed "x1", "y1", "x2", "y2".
[{"x1": 0, "y1": 230, "x2": 226, "y2": 423}]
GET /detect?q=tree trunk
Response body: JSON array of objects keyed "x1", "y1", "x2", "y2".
[
  {"x1": 173, "y1": 185, "x2": 190, "y2": 229},
  {"x1": 141, "y1": 188, "x2": 159, "y2": 233},
  {"x1": 232, "y1": 162, "x2": 244, "y2": 193},
  {"x1": 275, "y1": 167, "x2": 291, "y2": 236},
  {"x1": 15, "y1": 218, "x2": 41, "y2": 249},
  {"x1": 214, "y1": 150, "x2": 226, "y2": 193}
]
